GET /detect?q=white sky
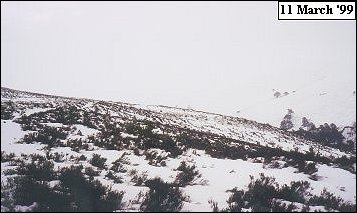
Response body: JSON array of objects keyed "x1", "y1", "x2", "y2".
[{"x1": 1, "y1": 1, "x2": 356, "y2": 116}]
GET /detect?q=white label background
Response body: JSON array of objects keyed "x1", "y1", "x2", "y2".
[{"x1": 278, "y1": 2, "x2": 356, "y2": 20}]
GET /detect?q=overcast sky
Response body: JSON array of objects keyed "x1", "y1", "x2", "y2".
[{"x1": 1, "y1": 1, "x2": 356, "y2": 116}]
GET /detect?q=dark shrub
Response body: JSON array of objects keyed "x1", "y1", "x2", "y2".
[
  {"x1": 11, "y1": 175, "x2": 69, "y2": 211},
  {"x1": 174, "y1": 161, "x2": 202, "y2": 186},
  {"x1": 140, "y1": 177, "x2": 186, "y2": 212},
  {"x1": 17, "y1": 155, "x2": 55, "y2": 181},
  {"x1": 1, "y1": 101, "x2": 16, "y2": 120},
  {"x1": 85, "y1": 167, "x2": 100, "y2": 177},
  {"x1": 67, "y1": 138, "x2": 89, "y2": 152},
  {"x1": 129, "y1": 169, "x2": 148, "y2": 186},
  {"x1": 111, "y1": 156, "x2": 128, "y2": 173},
  {"x1": 90, "y1": 154, "x2": 107, "y2": 169},
  {"x1": 105, "y1": 171, "x2": 123, "y2": 184},
  {"x1": 308, "y1": 189, "x2": 356, "y2": 212},
  {"x1": 221, "y1": 173, "x2": 354, "y2": 212},
  {"x1": 1, "y1": 151, "x2": 15, "y2": 162},
  {"x1": 144, "y1": 150, "x2": 167, "y2": 167},
  {"x1": 58, "y1": 166, "x2": 125, "y2": 212},
  {"x1": 78, "y1": 154, "x2": 87, "y2": 161},
  {"x1": 21, "y1": 125, "x2": 68, "y2": 148}
]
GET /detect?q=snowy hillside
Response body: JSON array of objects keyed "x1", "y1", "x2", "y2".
[
  {"x1": 1, "y1": 87, "x2": 356, "y2": 212},
  {"x1": 237, "y1": 76, "x2": 356, "y2": 130}
]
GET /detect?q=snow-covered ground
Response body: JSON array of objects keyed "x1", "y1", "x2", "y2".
[
  {"x1": 1, "y1": 87, "x2": 356, "y2": 212},
  {"x1": 1, "y1": 120, "x2": 45, "y2": 156},
  {"x1": 136, "y1": 104, "x2": 350, "y2": 159},
  {"x1": 3, "y1": 120, "x2": 354, "y2": 212}
]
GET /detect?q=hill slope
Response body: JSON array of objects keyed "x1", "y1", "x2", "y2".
[{"x1": 1, "y1": 87, "x2": 356, "y2": 212}]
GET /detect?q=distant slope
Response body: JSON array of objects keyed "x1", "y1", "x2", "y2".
[{"x1": 238, "y1": 76, "x2": 356, "y2": 129}]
